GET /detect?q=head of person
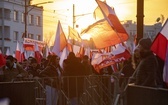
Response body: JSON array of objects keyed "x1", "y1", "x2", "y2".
[
  {"x1": 30, "y1": 58, "x2": 38, "y2": 68},
  {"x1": 136, "y1": 38, "x2": 152, "y2": 58},
  {"x1": 49, "y1": 55, "x2": 60, "y2": 65},
  {"x1": 67, "y1": 52, "x2": 76, "y2": 59},
  {"x1": 6, "y1": 55, "x2": 15, "y2": 68},
  {"x1": 82, "y1": 55, "x2": 89, "y2": 63},
  {"x1": 21, "y1": 59, "x2": 27, "y2": 67}
]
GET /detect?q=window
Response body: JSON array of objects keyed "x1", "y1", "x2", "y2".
[
  {"x1": 28, "y1": 33, "x2": 34, "y2": 39},
  {"x1": 36, "y1": 16, "x2": 41, "y2": 26},
  {"x1": 21, "y1": 13, "x2": 25, "y2": 23},
  {"x1": 14, "y1": 10, "x2": 18, "y2": 21},
  {"x1": 36, "y1": 35, "x2": 41, "y2": 40},
  {"x1": 13, "y1": 31, "x2": 18, "y2": 41},
  {"x1": 29, "y1": 14, "x2": 34, "y2": 24}
]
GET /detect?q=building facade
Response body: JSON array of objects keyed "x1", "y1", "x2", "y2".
[{"x1": 0, "y1": 0, "x2": 43, "y2": 55}]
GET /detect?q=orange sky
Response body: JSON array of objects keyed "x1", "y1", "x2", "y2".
[{"x1": 32, "y1": 0, "x2": 168, "y2": 45}]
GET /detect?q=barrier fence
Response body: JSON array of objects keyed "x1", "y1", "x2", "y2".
[
  {"x1": 4, "y1": 75, "x2": 121, "y2": 105},
  {"x1": 1, "y1": 75, "x2": 167, "y2": 105}
]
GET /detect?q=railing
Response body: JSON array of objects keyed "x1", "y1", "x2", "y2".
[{"x1": 12, "y1": 75, "x2": 121, "y2": 105}]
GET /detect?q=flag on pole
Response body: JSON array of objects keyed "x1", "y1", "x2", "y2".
[
  {"x1": 0, "y1": 50, "x2": 6, "y2": 67},
  {"x1": 68, "y1": 26, "x2": 81, "y2": 42},
  {"x1": 151, "y1": 19, "x2": 168, "y2": 86},
  {"x1": 52, "y1": 21, "x2": 67, "y2": 56},
  {"x1": 34, "y1": 43, "x2": 42, "y2": 63},
  {"x1": 81, "y1": 0, "x2": 128, "y2": 49},
  {"x1": 6, "y1": 48, "x2": 11, "y2": 56},
  {"x1": 21, "y1": 44, "x2": 26, "y2": 62},
  {"x1": 15, "y1": 41, "x2": 21, "y2": 62},
  {"x1": 91, "y1": 43, "x2": 130, "y2": 73},
  {"x1": 59, "y1": 47, "x2": 69, "y2": 69}
]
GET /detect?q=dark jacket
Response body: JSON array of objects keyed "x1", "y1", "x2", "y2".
[
  {"x1": 39, "y1": 64, "x2": 61, "y2": 88},
  {"x1": 135, "y1": 54, "x2": 162, "y2": 87},
  {"x1": 63, "y1": 57, "x2": 84, "y2": 98}
]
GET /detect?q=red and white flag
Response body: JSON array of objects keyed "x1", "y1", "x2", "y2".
[
  {"x1": 91, "y1": 43, "x2": 130, "y2": 73},
  {"x1": 151, "y1": 19, "x2": 168, "y2": 86},
  {"x1": 0, "y1": 50, "x2": 6, "y2": 67},
  {"x1": 6, "y1": 48, "x2": 11, "y2": 56},
  {"x1": 34, "y1": 43, "x2": 42, "y2": 63},
  {"x1": 46, "y1": 45, "x2": 51, "y2": 57},
  {"x1": 21, "y1": 44, "x2": 26, "y2": 62},
  {"x1": 15, "y1": 41, "x2": 21, "y2": 62},
  {"x1": 81, "y1": 0, "x2": 128, "y2": 49},
  {"x1": 52, "y1": 21, "x2": 67, "y2": 56}
]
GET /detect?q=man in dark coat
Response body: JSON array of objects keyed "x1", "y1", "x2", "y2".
[{"x1": 135, "y1": 38, "x2": 163, "y2": 87}]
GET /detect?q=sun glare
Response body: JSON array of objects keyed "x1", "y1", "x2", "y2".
[{"x1": 81, "y1": 33, "x2": 91, "y2": 40}]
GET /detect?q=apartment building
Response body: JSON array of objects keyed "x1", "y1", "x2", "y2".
[{"x1": 0, "y1": 0, "x2": 43, "y2": 54}]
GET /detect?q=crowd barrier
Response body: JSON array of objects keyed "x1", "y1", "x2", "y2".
[
  {"x1": 0, "y1": 75, "x2": 120, "y2": 105},
  {"x1": 126, "y1": 84, "x2": 168, "y2": 105},
  {"x1": 0, "y1": 76, "x2": 167, "y2": 105},
  {"x1": 0, "y1": 81, "x2": 36, "y2": 105}
]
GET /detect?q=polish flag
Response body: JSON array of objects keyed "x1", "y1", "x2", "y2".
[
  {"x1": 151, "y1": 19, "x2": 168, "y2": 86},
  {"x1": 81, "y1": 0, "x2": 128, "y2": 49},
  {"x1": 0, "y1": 50, "x2": 6, "y2": 67},
  {"x1": 91, "y1": 43, "x2": 130, "y2": 73},
  {"x1": 34, "y1": 43, "x2": 42, "y2": 63},
  {"x1": 52, "y1": 21, "x2": 67, "y2": 56},
  {"x1": 6, "y1": 48, "x2": 11, "y2": 56},
  {"x1": 46, "y1": 45, "x2": 51, "y2": 57},
  {"x1": 15, "y1": 41, "x2": 21, "y2": 62},
  {"x1": 21, "y1": 44, "x2": 26, "y2": 62},
  {"x1": 78, "y1": 43, "x2": 85, "y2": 58},
  {"x1": 67, "y1": 39, "x2": 73, "y2": 52}
]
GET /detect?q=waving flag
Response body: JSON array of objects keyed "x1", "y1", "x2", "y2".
[
  {"x1": 34, "y1": 43, "x2": 42, "y2": 63},
  {"x1": 6, "y1": 48, "x2": 11, "y2": 56},
  {"x1": 151, "y1": 19, "x2": 168, "y2": 86},
  {"x1": 81, "y1": 0, "x2": 128, "y2": 49},
  {"x1": 52, "y1": 21, "x2": 67, "y2": 56},
  {"x1": 0, "y1": 50, "x2": 6, "y2": 67},
  {"x1": 15, "y1": 41, "x2": 21, "y2": 62},
  {"x1": 91, "y1": 44, "x2": 130, "y2": 73},
  {"x1": 69, "y1": 26, "x2": 81, "y2": 42},
  {"x1": 21, "y1": 44, "x2": 26, "y2": 62}
]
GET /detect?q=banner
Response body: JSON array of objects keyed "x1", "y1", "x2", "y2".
[{"x1": 23, "y1": 38, "x2": 45, "y2": 51}]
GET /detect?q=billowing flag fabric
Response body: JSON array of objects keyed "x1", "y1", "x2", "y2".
[
  {"x1": 52, "y1": 21, "x2": 67, "y2": 56},
  {"x1": 6, "y1": 48, "x2": 11, "y2": 56},
  {"x1": 34, "y1": 43, "x2": 42, "y2": 63},
  {"x1": 81, "y1": 1, "x2": 128, "y2": 49},
  {"x1": 81, "y1": 19, "x2": 120, "y2": 48},
  {"x1": 151, "y1": 19, "x2": 168, "y2": 61},
  {"x1": 69, "y1": 26, "x2": 81, "y2": 42},
  {"x1": 78, "y1": 44, "x2": 85, "y2": 58},
  {"x1": 91, "y1": 44, "x2": 130, "y2": 73},
  {"x1": 0, "y1": 50, "x2": 6, "y2": 67},
  {"x1": 21, "y1": 45, "x2": 26, "y2": 62},
  {"x1": 15, "y1": 41, "x2": 21, "y2": 62},
  {"x1": 151, "y1": 19, "x2": 168, "y2": 86},
  {"x1": 59, "y1": 47, "x2": 69, "y2": 69},
  {"x1": 67, "y1": 39, "x2": 73, "y2": 52},
  {"x1": 95, "y1": 0, "x2": 128, "y2": 35}
]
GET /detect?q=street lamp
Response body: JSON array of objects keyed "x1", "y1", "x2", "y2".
[{"x1": 24, "y1": 1, "x2": 53, "y2": 38}]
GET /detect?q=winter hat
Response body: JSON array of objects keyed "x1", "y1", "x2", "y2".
[{"x1": 139, "y1": 38, "x2": 152, "y2": 50}]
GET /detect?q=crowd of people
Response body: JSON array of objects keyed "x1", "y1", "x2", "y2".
[
  {"x1": 0, "y1": 52, "x2": 96, "y2": 105},
  {"x1": 0, "y1": 38, "x2": 168, "y2": 105}
]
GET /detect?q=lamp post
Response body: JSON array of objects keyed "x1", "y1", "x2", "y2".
[{"x1": 24, "y1": 0, "x2": 53, "y2": 38}]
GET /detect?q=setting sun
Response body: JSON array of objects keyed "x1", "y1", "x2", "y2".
[{"x1": 32, "y1": 0, "x2": 168, "y2": 46}]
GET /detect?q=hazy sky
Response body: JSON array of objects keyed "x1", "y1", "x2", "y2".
[{"x1": 32, "y1": 0, "x2": 168, "y2": 44}]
